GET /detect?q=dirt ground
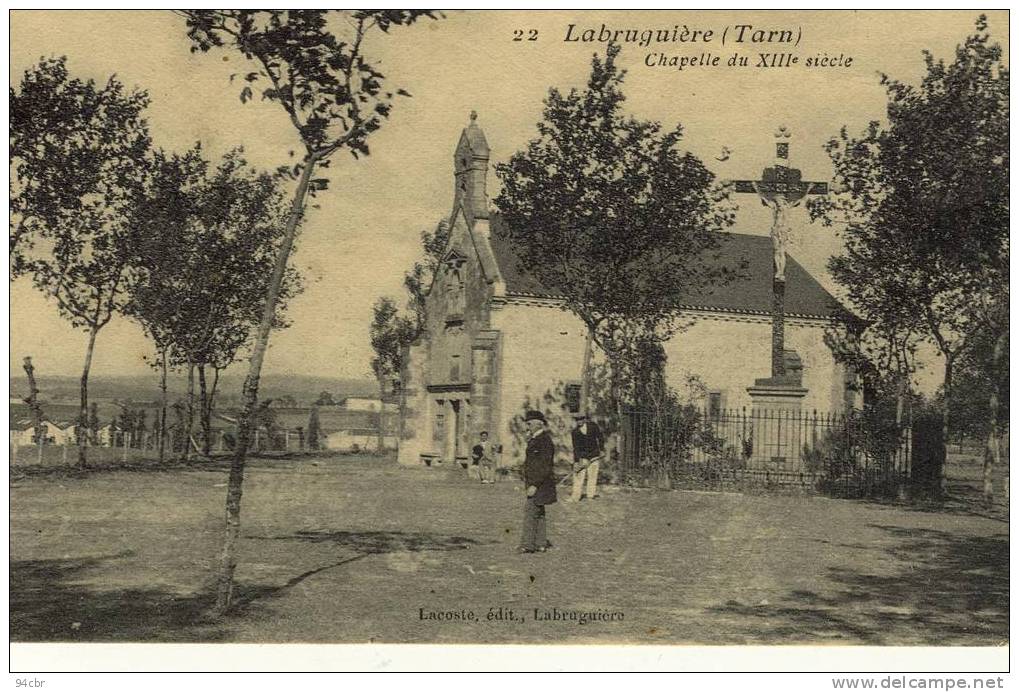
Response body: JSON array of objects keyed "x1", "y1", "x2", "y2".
[{"x1": 9, "y1": 454, "x2": 1008, "y2": 645}]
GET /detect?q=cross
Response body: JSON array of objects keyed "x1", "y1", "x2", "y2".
[{"x1": 731, "y1": 126, "x2": 828, "y2": 379}]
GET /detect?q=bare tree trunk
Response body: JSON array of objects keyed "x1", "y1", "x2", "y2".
[
  {"x1": 210, "y1": 366, "x2": 222, "y2": 454},
  {"x1": 983, "y1": 400, "x2": 997, "y2": 507},
  {"x1": 894, "y1": 374, "x2": 906, "y2": 428},
  {"x1": 158, "y1": 348, "x2": 168, "y2": 464},
  {"x1": 184, "y1": 362, "x2": 195, "y2": 462},
  {"x1": 607, "y1": 344, "x2": 623, "y2": 468},
  {"x1": 579, "y1": 324, "x2": 594, "y2": 416},
  {"x1": 22, "y1": 356, "x2": 44, "y2": 445},
  {"x1": 199, "y1": 364, "x2": 212, "y2": 457},
  {"x1": 983, "y1": 332, "x2": 1006, "y2": 507},
  {"x1": 216, "y1": 155, "x2": 317, "y2": 614},
  {"x1": 376, "y1": 379, "x2": 386, "y2": 453},
  {"x1": 77, "y1": 325, "x2": 100, "y2": 470},
  {"x1": 938, "y1": 355, "x2": 953, "y2": 497}
]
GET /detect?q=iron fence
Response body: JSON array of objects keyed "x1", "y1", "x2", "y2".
[{"x1": 618, "y1": 406, "x2": 911, "y2": 497}]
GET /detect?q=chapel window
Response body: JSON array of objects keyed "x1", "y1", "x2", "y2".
[
  {"x1": 564, "y1": 383, "x2": 582, "y2": 414},
  {"x1": 444, "y1": 257, "x2": 466, "y2": 321}
]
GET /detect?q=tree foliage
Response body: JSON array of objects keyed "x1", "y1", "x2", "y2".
[
  {"x1": 810, "y1": 16, "x2": 1008, "y2": 403},
  {"x1": 10, "y1": 57, "x2": 151, "y2": 330},
  {"x1": 10, "y1": 57, "x2": 151, "y2": 265},
  {"x1": 369, "y1": 296, "x2": 416, "y2": 392},
  {"x1": 127, "y1": 146, "x2": 300, "y2": 370},
  {"x1": 403, "y1": 220, "x2": 452, "y2": 334},
  {"x1": 182, "y1": 10, "x2": 436, "y2": 162},
  {"x1": 494, "y1": 44, "x2": 738, "y2": 390},
  {"x1": 369, "y1": 219, "x2": 449, "y2": 392},
  {"x1": 314, "y1": 391, "x2": 335, "y2": 406},
  {"x1": 946, "y1": 326, "x2": 1009, "y2": 442}
]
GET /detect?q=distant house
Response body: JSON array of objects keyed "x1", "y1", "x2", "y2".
[
  {"x1": 9, "y1": 419, "x2": 37, "y2": 447},
  {"x1": 46, "y1": 420, "x2": 77, "y2": 445},
  {"x1": 339, "y1": 396, "x2": 384, "y2": 412},
  {"x1": 213, "y1": 406, "x2": 398, "y2": 452},
  {"x1": 324, "y1": 428, "x2": 394, "y2": 452},
  {"x1": 283, "y1": 407, "x2": 397, "y2": 451},
  {"x1": 96, "y1": 423, "x2": 117, "y2": 447},
  {"x1": 9, "y1": 401, "x2": 121, "y2": 444},
  {"x1": 9, "y1": 419, "x2": 76, "y2": 446}
]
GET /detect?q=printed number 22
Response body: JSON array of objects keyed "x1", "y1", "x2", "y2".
[{"x1": 513, "y1": 29, "x2": 538, "y2": 41}]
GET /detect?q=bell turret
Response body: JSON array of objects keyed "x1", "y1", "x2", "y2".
[{"x1": 453, "y1": 110, "x2": 490, "y2": 221}]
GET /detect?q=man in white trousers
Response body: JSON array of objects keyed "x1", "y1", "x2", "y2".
[{"x1": 569, "y1": 414, "x2": 605, "y2": 502}]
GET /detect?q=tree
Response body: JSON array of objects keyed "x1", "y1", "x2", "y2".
[
  {"x1": 21, "y1": 357, "x2": 45, "y2": 446},
  {"x1": 252, "y1": 400, "x2": 279, "y2": 450},
  {"x1": 123, "y1": 147, "x2": 204, "y2": 463},
  {"x1": 948, "y1": 321, "x2": 1008, "y2": 504},
  {"x1": 823, "y1": 315, "x2": 920, "y2": 431},
  {"x1": 314, "y1": 391, "x2": 335, "y2": 406},
  {"x1": 402, "y1": 220, "x2": 452, "y2": 335},
  {"x1": 369, "y1": 296, "x2": 415, "y2": 449},
  {"x1": 117, "y1": 409, "x2": 137, "y2": 447},
  {"x1": 369, "y1": 219, "x2": 451, "y2": 405},
  {"x1": 11, "y1": 57, "x2": 152, "y2": 469},
  {"x1": 180, "y1": 9, "x2": 439, "y2": 612},
  {"x1": 809, "y1": 16, "x2": 1008, "y2": 488},
  {"x1": 307, "y1": 407, "x2": 321, "y2": 451},
  {"x1": 495, "y1": 44, "x2": 738, "y2": 416},
  {"x1": 134, "y1": 410, "x2": 149, "y2": 449},
  {"x1": 978, "y1": 320, "x2": 1008, "y2": 505},
  {"x1": 125, "y1": 146, "x2": 299, "y2": 459}
]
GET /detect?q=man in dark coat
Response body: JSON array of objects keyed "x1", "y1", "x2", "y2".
[
  {"x1": 519, "y1": 410, "x2": 556, "y2": 553},
  {"x1": 569, "y1": 413, "x2": 605, "y2": 501}
]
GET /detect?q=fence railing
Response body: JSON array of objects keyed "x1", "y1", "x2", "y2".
[
  {"x1": 10, "y1": 425, "x2": 397, "y2": 467},
  {"x1": 618, "y1": 407, "x2": 912, "y2": 497}
]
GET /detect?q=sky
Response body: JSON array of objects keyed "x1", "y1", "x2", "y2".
[{"x1": 8, "y1": 9, "x2": 1008, "y2": 387}]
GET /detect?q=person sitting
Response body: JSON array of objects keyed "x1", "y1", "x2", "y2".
[{"x1": 476, "y1": 431, "x2": 496, "y2": 484}]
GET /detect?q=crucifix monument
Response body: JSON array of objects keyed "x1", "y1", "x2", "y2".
[
  {"x1": 733, "y1": 125, "x2": 828, "y2": 382},
  {"x1": 732, "y1": 126, "x2": 828, "y2": 461}
]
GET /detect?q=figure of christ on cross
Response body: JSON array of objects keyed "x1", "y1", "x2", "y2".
[
  {"x1": 764, "y1": 194, "x2": 796, "y2": 283},
  {"x1": 731, "y1": 126, "x2": 828, "y2": 379}
]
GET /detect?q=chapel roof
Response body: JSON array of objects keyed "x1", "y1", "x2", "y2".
[{"x1": 486, "y1": 215, "x2": 844, "y2": 319}]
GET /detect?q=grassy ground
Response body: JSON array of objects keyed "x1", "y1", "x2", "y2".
[{"x1": 10, "y1": 454, "x2": 1008, "y2": 645}]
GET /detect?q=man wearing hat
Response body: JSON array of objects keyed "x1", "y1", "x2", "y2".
[
  {"x1": 519, "y1": 410, "x2": 556, "y2": 553},
  {"x1": 569, "y1": 413, "x2": 605, "y2": 502}
]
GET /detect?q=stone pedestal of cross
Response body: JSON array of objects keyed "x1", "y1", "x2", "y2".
[{"x1": 731, "y1": 126, "x2": 828, "y2": 464}]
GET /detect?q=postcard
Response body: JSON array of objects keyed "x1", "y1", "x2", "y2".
[{"x1": 8, "y1": 9, "x2": 1009, "y2": 675}]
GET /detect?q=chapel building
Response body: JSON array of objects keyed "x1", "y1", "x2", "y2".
[{"x1": 397, "y1": 114, "x2": 853, "y2": 467}]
